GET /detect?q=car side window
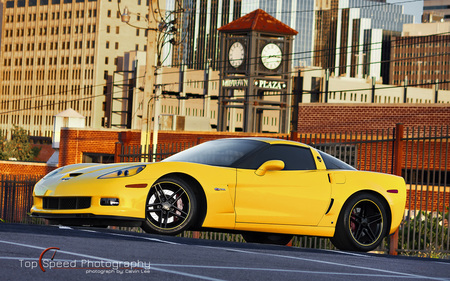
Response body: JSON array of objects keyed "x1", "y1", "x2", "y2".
[{"x1": 238, "y1": 144, "x2": 317, "y2": 171}]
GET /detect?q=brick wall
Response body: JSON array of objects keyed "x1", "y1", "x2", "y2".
[
  {"x1": 59, "y1": 129, "x2": 289, "y2": 166},
  {"x1": 297, "y1": 104, "x2": 450, "y2": 134},
  {"x1": 155, "y1": 131, "x2": 288, "y2": 145},
  {"x1": 0, "y1": 161, "x2": 56, "y2": 177},
  {"x1": 406, "y1": 187, "x2": 450, "y2": 213},
  {"x1": 59, "y1": 128, "x2": 141, "y2": 166}
]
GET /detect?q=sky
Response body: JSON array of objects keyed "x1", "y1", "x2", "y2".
[{"x1": 387, "y1": 0, "x2": 424, "y2": 23}]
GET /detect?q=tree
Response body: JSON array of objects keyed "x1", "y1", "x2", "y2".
[
  {"x1": 0, "y1": 130, "x2": 6, "y2": 160},
  {"x1": 1, "y1": 126, "x2": 40, "y2": 161}
]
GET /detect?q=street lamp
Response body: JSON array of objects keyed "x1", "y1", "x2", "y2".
[{"x1": 121, "y1": 7, "x2": 130, "y2": 23}]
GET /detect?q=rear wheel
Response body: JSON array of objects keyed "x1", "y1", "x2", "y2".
[
  {"x1": 242, "y1": 232, "x2": 293, "y2": 246},
  {"x1": 331, "y1": 193, "x2": 389, "y2": 252},
  {"x1": 141, "y1": 177, "x2": 198, "y2": 235}
]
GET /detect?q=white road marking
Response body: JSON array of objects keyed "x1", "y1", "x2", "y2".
[
  {"x1": 58, "y1": 225, "x2": 73, "y2": 230},
  {"x1": 321, "y1": 248, "x2": 369, "y2": 257},
  {"x1": 0, "y1": 256, "x2": 446, "y2": 280},
  {"x1": 0, "y1": 239, "x2": 223, "y2": 281},
  {"x1": 86, "y1": 230, "x2": 181, "y2": 245},
  {"x1": 199, "y1": 246, "x2": 450, "y2": 281},
  {"x1": 151, "y1": 264, "x2": 448, "y2": 279},
  {"x1": 2, "y1": 226, "x2": 449, "y2": 281}
]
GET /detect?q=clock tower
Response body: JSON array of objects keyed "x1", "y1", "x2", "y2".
[{"x1": 217, "y1": 9, "x2": 297, "y2": 133}]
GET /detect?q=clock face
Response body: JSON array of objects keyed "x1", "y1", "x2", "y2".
[
  {"x1": 261, "y1": 43, "x2": 282, "y2": 70},
  {"x1": 228, "y1": 42, "x2": 245, "y2": 68}
]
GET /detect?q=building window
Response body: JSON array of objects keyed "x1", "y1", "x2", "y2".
[
  {"x1": 116, "y1": 26, "x2": 120, "y2": 34},
  {"x1": 106, "y1": 25, "x2": 110, "y2": 33},
  {"x1": 105, "y1": 57, "x2": 109, "y2": 64},
  {"x1": 115, "y1": 42, "x2": 119, "y2": 49},
  {"x1": 83, "y1": 153, "x2": 115, "y2": 164},
  {"x1": 106, "y1": 41, "x2": 109, "y2": 49}
]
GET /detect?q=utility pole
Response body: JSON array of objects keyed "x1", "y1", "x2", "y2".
[
  {"x1": 371, "y1": 76, "x2": 375, "y2": 103},
  {"x1": 324, "y1": 69, "x2": 329, "y2": 103},
  {"x1": 434, "y1": 79, "x2": 439, "y2": 103},
  {"x1": 403, "y1": 76, "x2": 408, "y2": 103},
  {"x1": 140, "y1": 0, "x2": 159, "y2": 148},
  {"x1": 179, "y1": 64, "x2": 186, "y2": 116},
  {"x1": 203, "y1": 60, "x2": 212, "y2": 119},
  {"x1": 121, "y1": 0, "x2": 179, "y2": 158},
  {"x1": 152, "y1": 67, "x2": 162, "y2": 162}
]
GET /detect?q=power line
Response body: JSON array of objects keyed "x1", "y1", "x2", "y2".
[
  {"x1": 160, "y1": 31, "x2": 450, "y2": 75},
  {"x1": 159, "y1": 51, "x2": 450, "y2": 88},
  {"x1": 3, "y1": 31, "x2": 447, "y2": 104},
  {"x1": 179, "y1": 0, "x2": 422, "y2": 16},
  {"x1": 0, "y1": 47, "x2": 448, "y2": 115}
]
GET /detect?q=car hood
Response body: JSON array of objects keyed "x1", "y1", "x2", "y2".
[{"x1": 33, "y1": 162, "x2": 153, "y2": 196}]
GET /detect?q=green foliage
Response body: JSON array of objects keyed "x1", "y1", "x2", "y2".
[
  {"x1": 0, "y1": 125, "x2": 40, "y2": 161},
  {"x1": 399, "y1": 210, "x2": 449, "y2": 256},
  {"x1": 0, "y1": 130, "x2": 6, "y2": 160}
]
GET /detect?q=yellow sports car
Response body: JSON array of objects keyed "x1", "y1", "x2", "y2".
[{"x1": 31, "y1": 138, "x2": 406, "y2": 251}]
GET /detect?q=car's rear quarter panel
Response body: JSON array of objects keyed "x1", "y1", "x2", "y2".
[{"x1": 321, "y1": 170, "x2": 406, "y2": 234}]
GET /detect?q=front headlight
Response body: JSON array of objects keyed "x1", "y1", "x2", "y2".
[{"x1": 98, "y1": 165, "x2": 146, "y2": 179}]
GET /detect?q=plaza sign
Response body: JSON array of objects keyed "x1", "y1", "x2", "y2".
[{"x1": 254, "y1": 79, "x2": 286, "y2": 90}]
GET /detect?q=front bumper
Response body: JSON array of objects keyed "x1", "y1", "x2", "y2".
[
  {"x1": 29, "y1": 212, "x2": 144, "y2": 227},
  {"x1": 30, "y1": 187, "x2": 149, "y2": 228}
]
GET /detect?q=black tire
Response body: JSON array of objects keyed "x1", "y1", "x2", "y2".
[
  {"x1": 331, "y1": 193, "x2": 389, "y2": 252},
  {"x1": 242, "y1": 232, "x2": 293, "y2": 246},
  {"x1": 141, "y1": 177, "x2": 198, "y2": 235}
]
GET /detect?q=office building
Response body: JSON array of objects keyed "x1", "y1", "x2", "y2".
[
  {"x1": 390, "y1": 21, "x2": 450, "y2": 91},
  {"x1": 0, "y1": 0, "x2": 150, "y2": 138},
  {"x1": 423, "y1": 0, "x2": 450, "y2": 22},
  {"x1": 313, "y1": 0, "x2": 413, "y2": 82}
]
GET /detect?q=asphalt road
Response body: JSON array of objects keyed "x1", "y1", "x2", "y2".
[{"x1": 0, "y1": 223, "x2": 449, "y2": 281}]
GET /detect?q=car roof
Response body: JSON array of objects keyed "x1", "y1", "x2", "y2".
[{"x1": 215, "y1": 137, "x2": 312, "y2": 148}]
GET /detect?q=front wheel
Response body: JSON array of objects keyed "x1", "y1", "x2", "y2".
[
  {"x1": 242, "y1": 232, "x2": 293, "y2": 246},
  {"x1": 331, "y1": 193, "x2": 389, "y2": 252},
  {"x1": 141, "y1": 177, "x2": 198, "y2": 235}
]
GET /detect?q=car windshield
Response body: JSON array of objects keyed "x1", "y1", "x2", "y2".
[{"x1": 163, "y1": 139, "x2": 268, "y2": 167}]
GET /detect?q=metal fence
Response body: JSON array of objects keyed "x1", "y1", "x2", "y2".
[
  {"x1": 1, "y1": 125, "x2": 449, "y2": 257},
  {"x1": 296, "y1": 125, "x2": 450, "y2": 256},
  {"x1": 0, "y1": 174, "x2": 43, "y2": 224},
  {"x1": 118, "y1": 142, "x2": 197, "y2": 162}
]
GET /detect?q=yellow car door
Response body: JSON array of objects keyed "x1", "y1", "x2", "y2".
[{"x1": 234, "y1": 144, "x2": 331, "y2": 226}]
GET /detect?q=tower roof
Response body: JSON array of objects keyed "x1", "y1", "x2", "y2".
[
  {"x1": 55, "y1": 108, "x2": 85, "y2": 119},
  {"x1": 218, "y1": 9, "x2": 298, "y2": 35}
]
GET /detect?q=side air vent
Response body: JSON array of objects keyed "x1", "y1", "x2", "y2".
[{"x1": 69, "y1": 173, "x2": 83, "y2": 177}]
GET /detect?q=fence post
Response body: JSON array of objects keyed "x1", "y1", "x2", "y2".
[
  {"x1": 114, "y1": 142, "x2": 122, "y2": 163},
  {"x1": 389, "y1": 123, "x2": 404, "y2": 255}
]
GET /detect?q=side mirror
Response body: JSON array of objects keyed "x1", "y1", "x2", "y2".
[{"x1": 255, "y1": 160, "x2": 285, "y2": 176}]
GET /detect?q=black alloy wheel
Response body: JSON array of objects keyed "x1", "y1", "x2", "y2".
[
  {"x1": 141, "y1": 177, "x2": 198, "y2": 235},
  {"x1": 331, "y1": 193, "x2": 389, "y2": 252}
]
